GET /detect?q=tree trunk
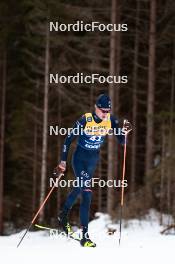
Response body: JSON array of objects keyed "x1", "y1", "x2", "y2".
[
  {"x1": 57, "y1": 86, "x2": 62, "y2": 214},
  {"x1": 0, "y1": 49, "x2": 6, "y2": 235},
  {"x1": 113, "y1": 0, "x2": 121, "y2": 214},
  {"x1": 98, "y1": 155, "x2": 102, "y2": 212},
  {"x1": 167, "y1": 43, "x2": 174, "y2": 225},
  {"x1": 130, "y1": 0, "x2": 140, "y2": 195},
  {"x1": 160, "y1": 122, "x2": 166, "y2": 225},
  {"x1": 39, "y1": 23, "x2": 50, "y2": 222},
  {"x1": 32, "y1": 81, "x2": 39, "y2": 213},
  {"x1": 107, "y1": 0, "x2": 120, "y2": 215},
  {"x1": 145, "y1": 0, "x2": 156, "y2": 190}
]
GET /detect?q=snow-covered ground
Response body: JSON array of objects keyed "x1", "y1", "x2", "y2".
[{"x1": 0, "y1": 210, "x2": 174, "y2": 264}]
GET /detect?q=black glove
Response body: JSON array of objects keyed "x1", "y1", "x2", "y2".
[{"x1": 123, "y1": 119, "x2": 132, "y2": 134}]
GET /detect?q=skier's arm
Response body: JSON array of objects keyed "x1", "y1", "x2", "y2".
[
  {"x1": 110, "y1": 115, "x2": 126, "y2": 144},
  {"x1": 111, "y1": 115, "x2": 132, "y2": 144},
  {"x1": 55, "y1": 116, "x2": 86, "y2": 174},
  {"x1": 57, "y1": 116, "x2": 86, "y2": 172}
]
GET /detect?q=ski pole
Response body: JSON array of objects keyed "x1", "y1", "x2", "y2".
[
  {"x1": 17, "y1": 172, "x2": 63, "y2": 248},
  {"x1": 119, "y1": 127, "x2": 128, "y2": 246}
]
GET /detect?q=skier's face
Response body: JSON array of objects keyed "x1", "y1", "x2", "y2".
[{"x1": 95, "y1": 106, "x2": 111, "y2": 120}]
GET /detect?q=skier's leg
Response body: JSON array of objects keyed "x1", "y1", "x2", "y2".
[
  {"x1": 78, "y1": 156, "x2": 98, "y2": 247},
  {"x1": 60, "y1": 151, "x2": 83, "y2": 213},
  {"x1": 80, "y1": 189, "x2": 92, "y2": 237},
  {"x1": 79, "y1": 157, "x2": 98, "y2": 234},
  {"x1": 58, "y1": 151, "x2": 83, "y2": 232},
  {"x1": 80, "y1": 188, "x2": 96, "y2": 247},
  {"x1": 62, "y1": 187, "x2": 81, "y2": 212},
  {"x1": 58, "y1": 187, "x2": 81, "y2": 234}
]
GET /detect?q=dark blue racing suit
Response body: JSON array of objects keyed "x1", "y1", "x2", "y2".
[{"x1": 60, "y1": 112, "x2": 125, "y2": 234}]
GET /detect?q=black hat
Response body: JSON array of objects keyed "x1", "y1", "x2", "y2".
[{"x1": 96, "y1": 94, "x2": 111, "y2": 109}]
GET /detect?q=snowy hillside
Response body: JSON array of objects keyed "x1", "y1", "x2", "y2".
[{"x1": 0, "y1": 210, "x2": 174, "y2": 264}]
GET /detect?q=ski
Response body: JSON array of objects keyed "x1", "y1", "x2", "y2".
[
  {"x1": 35, "y1": 223, "x2": 58, "y2": 231},
  {"x1": 34, "y1": 224, "x2": 81, "y2": 242}
]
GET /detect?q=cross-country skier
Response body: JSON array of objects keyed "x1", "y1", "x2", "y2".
[{"x1": 55, "y1": 94, "x2": 132, "y2": 247}]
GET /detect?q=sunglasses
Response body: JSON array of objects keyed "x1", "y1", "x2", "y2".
[{"x1": 99, "y1": 108, "x2": 111, "y2": 114}]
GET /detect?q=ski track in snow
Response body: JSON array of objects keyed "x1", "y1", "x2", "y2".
[{"x1": 0, "y1": 211, "x2": 174, "y2": 264}]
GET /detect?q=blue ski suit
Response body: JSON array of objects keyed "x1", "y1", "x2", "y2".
[{"x1": 60, "y1": 112, "x2": 125, "y2": 233}]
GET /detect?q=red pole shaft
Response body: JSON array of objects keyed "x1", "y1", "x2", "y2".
[
  {"x1": 121, "y1": 135, "x2": 127, "y2": 206},
  {"x1": 17, "y1": 173, "x2": 63, "y2": 247},
  {"x1": 119, "y1": 134, "x2": 127, "y2": 245},
  {"x1": 31, "y1": 185, "x2": 55, "y2": 224}
]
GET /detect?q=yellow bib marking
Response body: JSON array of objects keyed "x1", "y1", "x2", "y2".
[{"x1": 84, "y1": 113, "x2": 111, "y2": 136}]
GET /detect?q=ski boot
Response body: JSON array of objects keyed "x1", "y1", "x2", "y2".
[
  {"x1": 58, "y1": 210, "x2": 73, "y2": 235},
  {"x1": 80, "y1": 230, "x2": 96, "y2": 247},
  {"x1": 80, "y1": 237, "x2": 96, "y2": 247}
]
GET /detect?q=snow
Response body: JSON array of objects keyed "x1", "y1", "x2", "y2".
[{"x1": 0, "y1": 210, "x2": 174, "y2": 264}]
